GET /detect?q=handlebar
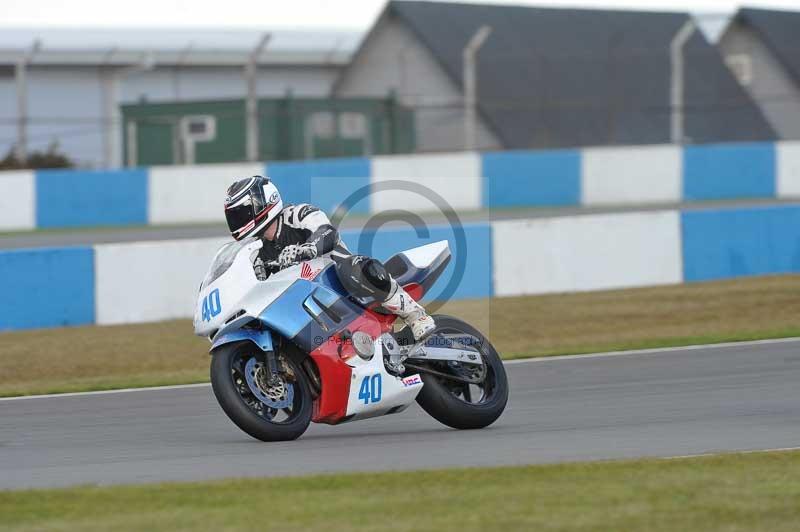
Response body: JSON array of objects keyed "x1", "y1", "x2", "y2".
[{"x1": 257, "y1": 259, "x2": 308, "y2": 280}]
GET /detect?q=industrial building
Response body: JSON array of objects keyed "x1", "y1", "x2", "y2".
[
  {"x1": 336, "y1": 1, "x2": 774, "y2": 152},
  {"x1": 5, "y1": 2, "x2": 799, "y2": 168},
  {"x1": 0, "y1": 28, "x2": 359, "y2": 167}
]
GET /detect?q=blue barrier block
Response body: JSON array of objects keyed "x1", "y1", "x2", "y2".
[
  {"x1": 341, "y1": 223, "x2": 493, "y2": 300},
  {"x1": 0, "y1": 247, "x2": 95, "y2": 330},
  {"x1": 683, "y1": 143, "x2": 776, "y2": 201},
  {"x1": 266, "y1": 158, "x2": 371, "y2": 215},
  {"x1": 682, "y1": 205, "x2": 800, "y2": 282},
  {"x1": 482, "y1": 150, "x2": 581, "y2": 207},
  {"x1": 36, "y1": 169, "x2": 148, "y2": 228}
]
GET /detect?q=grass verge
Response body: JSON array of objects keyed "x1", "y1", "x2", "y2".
[
  {"x1": 2, "y1": 275, "x2": 800, "y2": 397},
  {"x1": 2, "y1": 450, "x2": 799, "y2": 531}
]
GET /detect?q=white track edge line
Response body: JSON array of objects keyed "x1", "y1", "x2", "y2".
[
  {"x1": 0, "y1": 382, "x2": 211, "y2": 401},
  {"x1": 661, "y1": 446, "x2": 800, "y2": 460},
  {"x1": 4, "y1": 336, "x2": 799, "y2": 401},
  {"x1": 503, "y1": 336, "x2": 800, "y2": 364}
]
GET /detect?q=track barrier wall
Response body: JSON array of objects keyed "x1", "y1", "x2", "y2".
[
  {"x1": 3, "y1": 203, "x2": 800, "y2": 331},
  {"x1": 2, "y1": 140, "x2": 798, "y2": 231}
]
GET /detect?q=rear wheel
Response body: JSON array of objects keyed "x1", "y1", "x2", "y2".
[
  {"x1": 411, "y1": 315, "x2": 508, "y2": 430},
  {"x1": 210, "y1": 341, "x2": 312, "y2": 441}
]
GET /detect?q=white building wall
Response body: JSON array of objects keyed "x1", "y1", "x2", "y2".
[
  {"x1": 121, "y1": 65, "x2": 340, "y2": 103},
  {"x1": 0, "y1": 73, "x2": 16, "y2": 168},
  {"x1": 11, "y1": 67, "x2": 107, "y2": 167}
]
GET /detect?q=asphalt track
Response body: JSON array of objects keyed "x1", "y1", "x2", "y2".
[
  {"x1": 2, "y1": 339, "x2": 799, "y2": 490},
  {"x1": 2, "y1": 198, "x2": 797, "y2": 249}
]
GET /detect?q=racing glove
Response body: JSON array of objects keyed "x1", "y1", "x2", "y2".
[{"x1": 276, "y1": 244, "x2": 317, "y2": 269}]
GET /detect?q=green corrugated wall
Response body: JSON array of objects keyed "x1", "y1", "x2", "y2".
[{"x1": 121, "y1": 96, "x2": 415, "y2": 166}]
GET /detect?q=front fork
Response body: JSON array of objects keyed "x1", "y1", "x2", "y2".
[{"x1": 264, "y1": 350, "x2": 281, "y2": 386}]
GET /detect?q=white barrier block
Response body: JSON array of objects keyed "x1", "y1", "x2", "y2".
[
  {"x1": 777, "y1": 141, "x2": 800, "y2": 198},
  {"x1": 581, "y1": 145, "x2": 681, "y2": 205},
  {"x1": 95, "y1": 237, "x2": 228, "y2": 325},
  {"x1": 0, "y1": 170, "x2": 35, "y2": 230},
  {"x1": 149, "y1": 163, "x2": 264, "y2": 224},
  {"x1": 492, "y1": 211, "x2": 682, "y2": 296},
  {"x1": 371, "y1": 152, "x2": 481, "y2": 212}
]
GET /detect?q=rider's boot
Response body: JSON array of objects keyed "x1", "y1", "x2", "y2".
[{"x1": 382, "y1": 281, "x2": 435, "y2": 342}]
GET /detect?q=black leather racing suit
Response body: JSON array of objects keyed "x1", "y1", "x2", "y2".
[{"x1": 258, "y1": 203, "x2": 394, "y2": 299}]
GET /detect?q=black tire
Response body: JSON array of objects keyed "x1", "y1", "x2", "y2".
[
  {"x1": 210, "y1": 341, "x2": 313, "y2": 442},
  {"x1": 413, "y1": 315, "x2": 508, "y2": 430}
]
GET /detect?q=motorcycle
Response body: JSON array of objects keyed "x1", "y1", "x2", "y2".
[{"x1": 194, "y1": 237, "x2": 508, "y2": 441}]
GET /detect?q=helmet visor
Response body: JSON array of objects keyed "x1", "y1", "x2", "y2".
[
  {"x1": 225, "y1": 195, "x2": 256, "y2": 239},
  {"x1": 250, "y1": 182, "x2": 267, "y2": 213}
]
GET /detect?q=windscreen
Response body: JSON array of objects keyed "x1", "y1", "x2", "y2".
[{"x1": 201, "y1": 237, "x2": 256, "y2": 289}]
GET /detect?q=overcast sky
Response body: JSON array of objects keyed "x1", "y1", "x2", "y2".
[{"x1": 1, "y1": 0, "x2": 798, "y2": 29}]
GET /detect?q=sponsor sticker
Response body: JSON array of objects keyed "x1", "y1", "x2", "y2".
[{"x1": 402, "y1": 374, "x2": 422, "y2": 387}]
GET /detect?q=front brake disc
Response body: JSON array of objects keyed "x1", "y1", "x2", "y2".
[{"x1": 244, "y1": 357, "x2": 294, "y2": 409}]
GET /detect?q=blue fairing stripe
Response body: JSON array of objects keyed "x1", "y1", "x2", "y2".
[
  {"x1": 258, "y1": 280, "x2": 321, "y2": 339},
  {"x1": 211, "y1": 328, "x2": 274, "y2": 352},
  {"x1": 314, "y1": 263, "x2": 350, "y2": 297},
  {"x1": 292, "y1": 290, "x2": 364, "y2": 353},
  {"x1": 257, "y1": 278, "x2": 363, "y2": 353}
]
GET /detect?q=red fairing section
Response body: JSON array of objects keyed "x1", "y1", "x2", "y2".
[
  {"x1": 308, "y1": 351, "x2": 352, "y2": 424},
  {"x1": 309, "y1": 309, "x2": 396, "y2": 424},
  {"x1": 403, "y1": 282, "x2": 423, "y2": 301}
]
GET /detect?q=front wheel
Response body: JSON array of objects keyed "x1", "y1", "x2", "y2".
[
  {"x1": 411, "y1": 315, "x2": 508, "y2": 430},
  {"x1": 210, "y1": 341, "x2": 313, "y2": 441}
]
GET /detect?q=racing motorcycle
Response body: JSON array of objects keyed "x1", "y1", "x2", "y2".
[{"x1": 194, "y1": 237, "x2": 508, "y2": 441}]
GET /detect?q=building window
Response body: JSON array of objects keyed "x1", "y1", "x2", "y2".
[
  {"x1": 338, "y1": 113, "x2": 368, "y2": 139},
  {"x1": 308, "y1": 112, "x2": 335, "y2": 138},
  {"x1": 725, "y1": 54, "x2": 753, "y2": 86},
  {"x1": 181, "y1": 115, "x2": 216, "y2": 142}
]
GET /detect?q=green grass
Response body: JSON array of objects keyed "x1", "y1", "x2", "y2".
[
  {"x1": 2, "y1": 450, "x2": 799, "y2": 531},
  {"x1": 2, "y1": 274, "x2": 800, "y2": 397}
]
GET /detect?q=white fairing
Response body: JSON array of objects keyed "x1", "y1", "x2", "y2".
[
  {"x1": 401, "y1": 240, "x2": 449, "y2": 269},
  {"x1": 343, "y1": 334, "x2": 424, "y2": 420},
  {"x1": 195, "y1": 239, "x2": 452, "y2": 339},
  {"x1": 193, "y1": 237, "x2": 331, "y2": 337}
]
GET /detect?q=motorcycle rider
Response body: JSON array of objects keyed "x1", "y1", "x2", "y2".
[{"x1": 223, "y1": 175, "x2": 436, "y2": 342}]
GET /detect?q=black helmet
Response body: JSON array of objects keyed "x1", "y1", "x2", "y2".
[{"x1": 224, "y1": 176, "x2": 283, "y2": 240}]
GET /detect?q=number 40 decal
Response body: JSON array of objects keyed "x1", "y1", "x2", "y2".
[
  {"x1": 201, "y1": 289, "x2": 222, "y2": 322},
  {"x1": 358, "y1": 374, "x2": 382, "y2": 404}
]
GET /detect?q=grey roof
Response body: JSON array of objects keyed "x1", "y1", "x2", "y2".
[
  {"x1": 0, "y1": 28, "x2": 361, "y2": 66},
  {"x1": 388, "y1": 0, "x2": 775, "y2": 148},
  {"x1": 736, "y1": 8, "x2": 800, "y2": 88}
]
